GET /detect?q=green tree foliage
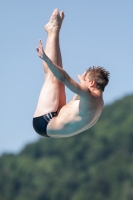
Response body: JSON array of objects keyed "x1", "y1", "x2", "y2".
[{"x1": 0, "y1": 94, "x2": 133, "y2": 200}]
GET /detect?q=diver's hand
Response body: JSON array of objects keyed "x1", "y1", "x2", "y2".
[
  {"x1": 36, "y1": 40, "x2": 46, "y2": 60},
  {"x1": 78, "y1": 71, "x2": 87, "y2": 83}
]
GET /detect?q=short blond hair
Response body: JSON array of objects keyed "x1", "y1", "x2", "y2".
[{"x1": 85, "y1": 66, "x2": 110, "y2": 91}]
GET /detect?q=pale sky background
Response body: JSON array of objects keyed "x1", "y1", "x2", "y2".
[{"x1": 0, "y1": 0, "x2": 133, "y2": 155}]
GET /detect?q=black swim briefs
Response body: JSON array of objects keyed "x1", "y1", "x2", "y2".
[{"x1": 33, "y1": 111, "x2": 58, "y2": 137}]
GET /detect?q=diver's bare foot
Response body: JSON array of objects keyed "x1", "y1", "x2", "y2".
[{"x1": 44, "y1": 9, "x2": 64, "y2": 33}]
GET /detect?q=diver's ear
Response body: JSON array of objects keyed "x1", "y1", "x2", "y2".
[{"x1": 90, "y1": 80, "x2": 96, "y2": 87}]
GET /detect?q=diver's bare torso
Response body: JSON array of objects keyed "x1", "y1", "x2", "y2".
[{"x1": 47, "y1": 93, "x2": 104, "y2": 138}]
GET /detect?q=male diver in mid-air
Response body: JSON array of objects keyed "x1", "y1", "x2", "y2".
[{"x1": 33, "y1": 9, "x2": 110, "y2": 138}]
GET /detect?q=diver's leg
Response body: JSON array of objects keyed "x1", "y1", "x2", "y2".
[
  {"x1": 43, "y1": 9, "x2": 66, "y2": 110},
  {"x1": 33, "y1": 9, "x2": 66, "y2": 117}
]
